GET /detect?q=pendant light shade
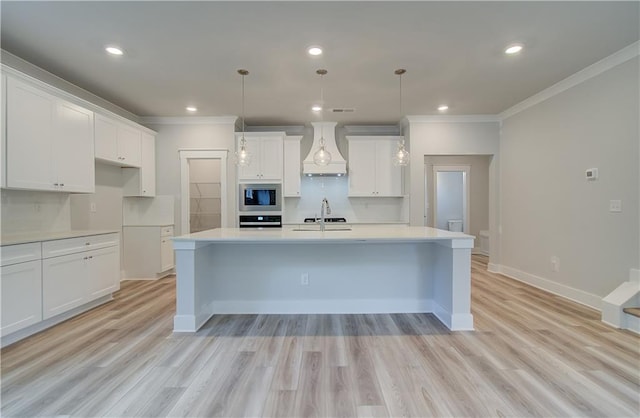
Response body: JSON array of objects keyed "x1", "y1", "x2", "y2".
[
  {"x1": 313, "y1": 69, "x2": 331, "y2": 166},
  {"x1": 392, "y1": 68, "x2": 410, "y2": 167},
  {"x1": 235, "y1": 69, "x2": 252, "y2": 167}
]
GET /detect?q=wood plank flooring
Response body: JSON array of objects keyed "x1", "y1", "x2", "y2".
[{"x1": 1, "y1": 256, "x2": 639, "y2": 417}]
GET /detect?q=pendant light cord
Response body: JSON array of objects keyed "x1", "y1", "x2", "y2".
[
  {"x1": 395, "y1": 69, "x2": 406, "y2": 145},
  {"x1": 317, "y1": 69, "x2": 327, "y2": 146}
]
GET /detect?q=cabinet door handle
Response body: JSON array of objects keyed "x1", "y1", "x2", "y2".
[
  {"x1": 60, "y1": 183, "x2": 64, "y2": 187},
  {"x1": 89, "y1": 256, "x2": 93, "y2": 259},
  {"x1": 84, "y1": 256, "x2": 88, "y2": 260},
  {"x1": 54, "y1": 183, "x2": 59, "y2": 186},
  {"x1": 85, "y1": 242, "x2": 90, "y2": 245}
]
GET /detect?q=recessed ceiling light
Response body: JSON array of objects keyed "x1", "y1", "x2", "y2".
[
  {"x1": 308, "y1": 46, "x2": 323, "y2": 56},
  {"x1": 311, "y1": 105, "x2": 322, "y2": 112},
  {"x1": 186, "y1": 106, "x2": 197, "y2": 112},
  {"x1": 505, "y1": 44, "x2": 523, "y2": 55},
  {"x1": 438, "y1": 105, "x2": 449, "y2": 111},
  {"x1": 105, "y1": 46, "x2": 124, "y2": 56}
]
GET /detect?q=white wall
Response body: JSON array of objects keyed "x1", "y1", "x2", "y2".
[
  {"x1": 283, "y1": 176, "x2": 406, "y2": 224},
  {"x1": 407, "y1": 118, "x2": 500, "y2": 262},
  {"x1": 144, "y1": 119, "x2": 236, "y2": 235},
  {"x1": 1, "y1": 189, "x2": 71, "y2": 235},
  {"x1": 70, "y1": 163, "x2": 123, "y2": 231},
  {"x1": 499, "y1": 56, "x2": 639, "y2": 304}
]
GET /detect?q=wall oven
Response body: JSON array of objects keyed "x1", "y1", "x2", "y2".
[{"x1": 239, "y1": 183, "x2": 282, "y2": 212}]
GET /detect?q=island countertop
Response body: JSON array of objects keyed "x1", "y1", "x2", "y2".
[{"x1": 172, "y1": 226, "x2": 475, "y2": 246}]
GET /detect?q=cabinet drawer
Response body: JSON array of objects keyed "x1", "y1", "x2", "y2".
[
  {"x1": 160, "y1": 226, "x2": 174, "y2": 237},
  {"x1": 1, "y1": 242, "x2": 42, "y2": 266},
  {"x1": 42, "y1": 233, "x2": 119, "y2": 259}
]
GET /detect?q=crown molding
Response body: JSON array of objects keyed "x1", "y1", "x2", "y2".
[
  {"x1": 500, "y1": 41, "x2": 639, "y2": 120},
  {"x1": 343, "y1": 125, "x2": 401, "y2": 135},
  {"x1": 405, "y1": 115, "x2": 500, "y2": 123},
  {"x1": 139, "y1": 116, "x2": 237, "y2": 125}
]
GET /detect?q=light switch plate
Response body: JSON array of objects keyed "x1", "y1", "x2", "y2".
[{"x1": 609, "y1": 200, "x2": 622, "y2": 213}]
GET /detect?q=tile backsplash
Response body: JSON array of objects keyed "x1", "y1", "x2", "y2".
[{"x1": 1, "y1": 189, "x2": 71, "y2": 235}]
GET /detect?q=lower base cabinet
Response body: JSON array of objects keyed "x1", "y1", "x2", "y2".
[
  {"x1": 43, "y1": 252, "x2": 87, "y2": 319},
  {"x1": 123, "y1": 225, "x2": 174, "y2": 279},
  {"x1": 1, "y1": 232, "x2": 120, "y2": 343},
  {"x1": 1, "y1": 260, "x2": 42, "y2": 336}
]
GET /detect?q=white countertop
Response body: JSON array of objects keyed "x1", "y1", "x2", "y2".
[
  {"x1": 173, "y1": 226, "x2": 474, "y2": 245},
  {"x1": 1, "y1": 230, "x2": 120, "y2": 246}
]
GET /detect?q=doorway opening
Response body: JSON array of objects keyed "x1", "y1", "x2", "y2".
[
  {"x1": 179, "y1": 150, "x2": 228, "y2": 234},
  {"x1": 432, "y1": 165, "x2": 470, "y2": 233}
]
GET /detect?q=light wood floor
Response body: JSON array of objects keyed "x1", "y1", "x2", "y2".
[{"x1": 1, "y1": 256, "x2": 639, "y2": 417}]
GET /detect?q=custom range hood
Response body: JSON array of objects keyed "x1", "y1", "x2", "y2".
[{"x1": 303, "y1": 121, "x2": 347, "y2": 175}]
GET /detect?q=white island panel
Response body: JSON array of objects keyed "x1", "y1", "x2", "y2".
[{"x1": 173, "y1": 226, "x2": 474, "y2": 332}]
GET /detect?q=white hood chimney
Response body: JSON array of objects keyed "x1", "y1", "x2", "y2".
[{"x1": 303, "y1": 122, "x2": 347, "y2": 175}]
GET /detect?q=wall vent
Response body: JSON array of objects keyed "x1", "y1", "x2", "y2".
[{"x1": 330, "y1": 108, "x2": 355, "y2": 113}]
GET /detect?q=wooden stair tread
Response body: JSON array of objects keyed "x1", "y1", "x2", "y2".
[{"x1": 622, "y1": 307, "x2": 640, "y2": 318}]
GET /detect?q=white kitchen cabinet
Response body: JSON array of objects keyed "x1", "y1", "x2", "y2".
[
  {"x1": 95, "y1": 113, "x2": 141, "y2": 167},
  {"x1": 42, "y1": 251, "x2": 88, "y2": 319},
  {"x1": 122, "y1": 132, "x2": 156, "y2": 197},
  {"x1": 5, "y1": 76, "x2": 95, "y2": 193},
  {"x1": 123, "y1": 225, "x2": 174, "y2": 279},
  {"x1": 1, "y1": 73, "x2": 6, "y2": 188},
  {"x1": 346, "y1": 136, "x2": 403, "y2": 197},
  {"x1": 283, "y1": 136, "x2": 302, "y2": 197},
  {"x1": 0, "y1": 243, "x2": 43, "y2": 337},
  {"x1": 41, "y1": 233, "x2": 120, "y2": 320},
  {"x1": 86, "y1": 246, "x2": 120, "y2": 299},
  {"x1": 237, "y1": 133, "x2": 283, "y2": 181}
]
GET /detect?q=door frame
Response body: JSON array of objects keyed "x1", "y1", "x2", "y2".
[
  {"x1": 179, "y1": 149, "x2": 228, "y2": 234},
  {"x1": 432, "y1": 165, "x2": 470, "y2": 234}
]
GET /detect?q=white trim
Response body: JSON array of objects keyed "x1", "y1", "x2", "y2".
[
  {"x1": 406, "y1": 115, "x2": 500, "y2": 123},
  {"x1": 179, "y1": 149, "x2": 228, "y2": 234},
  {"x1": 496, "y1": 264, "x2": 602, "y2": 311},
  {"x1": 500, "y1": 41, "x2": 640, "y2": 120},
  {"x1": 487, "y1": 263, "x2": 501, "y2": 273},
  {"x1": 140, "y1": 116, "x2": 237, "y2": 125},
  {"x1": 343, "y1": 125, "x2": 402, "y2": 135}
]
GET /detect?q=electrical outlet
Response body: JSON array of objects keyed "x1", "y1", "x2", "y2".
[
  {"x1": 609, "y1": 200, "x2": 622, "y2": 213},
  {"x1": 301, "y1": 273, "x2": 309, "y2": 286},
  {"x1": 551, "y1": 256, "x2": 560, "y2": 272}
]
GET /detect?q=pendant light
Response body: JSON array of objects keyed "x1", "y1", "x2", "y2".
[
  {"x1": 393, "y1": 68, "x2": 410, "y2": 166},
  {"x1": 235, "y1": 69, "x2": 252, "y2": 167},
  {"x1": 313, "y1": 69, "x2": 332, "y2": 166}
]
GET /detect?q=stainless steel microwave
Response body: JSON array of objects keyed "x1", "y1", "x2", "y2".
[{"x1": 239, "y1": 183, "x2": 282, "y2": 212}]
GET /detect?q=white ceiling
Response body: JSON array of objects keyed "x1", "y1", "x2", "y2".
[{"x1": 1, "y1": 1, "x2": 638, "y2": 126}]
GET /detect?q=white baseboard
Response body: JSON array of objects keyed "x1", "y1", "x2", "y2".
[
  {"x1": 487, "y1": 263, "x2": 501, "y2": 273},
  {"x1": 493, "y1": 264, "x2": 602, "y2": 311}
]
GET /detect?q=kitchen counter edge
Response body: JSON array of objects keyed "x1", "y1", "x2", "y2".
[{"x1": 1, "y1": 230, "x2": 121, "y2": 246}]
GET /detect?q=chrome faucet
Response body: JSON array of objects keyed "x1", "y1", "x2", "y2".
[{"x1": 320, "y1": 198, "x2": 331, "y2": 231}]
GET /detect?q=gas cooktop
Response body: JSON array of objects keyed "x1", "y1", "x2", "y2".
[{"x1": 303, "y1": 217, "x2": 347, "y2": 223}]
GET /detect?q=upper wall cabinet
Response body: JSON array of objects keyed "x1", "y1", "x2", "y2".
[
  {"x1": 283, "y1": 136, "x2": 302, "y2": 197},
  {"x1": 95, "y1": 114, "x2": 141, "y2": 167},
  {"x1": 237, "y1": 133, "x2": 284, "y2": 182},
  {"x1": 123, "y1": 132, "x2": 156, "y2": 197},
  {"x1": 346, "y1": 136, "x2": 403, "y2": 197},
  {"x1": 5, "y1": 77, "x2": 95, "y2": 193}
]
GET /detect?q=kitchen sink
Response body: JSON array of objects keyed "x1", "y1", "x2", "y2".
[{"x1": 290, "y1": 226, "x2": 352, "y2": 232}]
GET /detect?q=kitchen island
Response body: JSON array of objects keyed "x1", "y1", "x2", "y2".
[{"x1": 172, "y1": 226, "x2": 474, "y2": 332}]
